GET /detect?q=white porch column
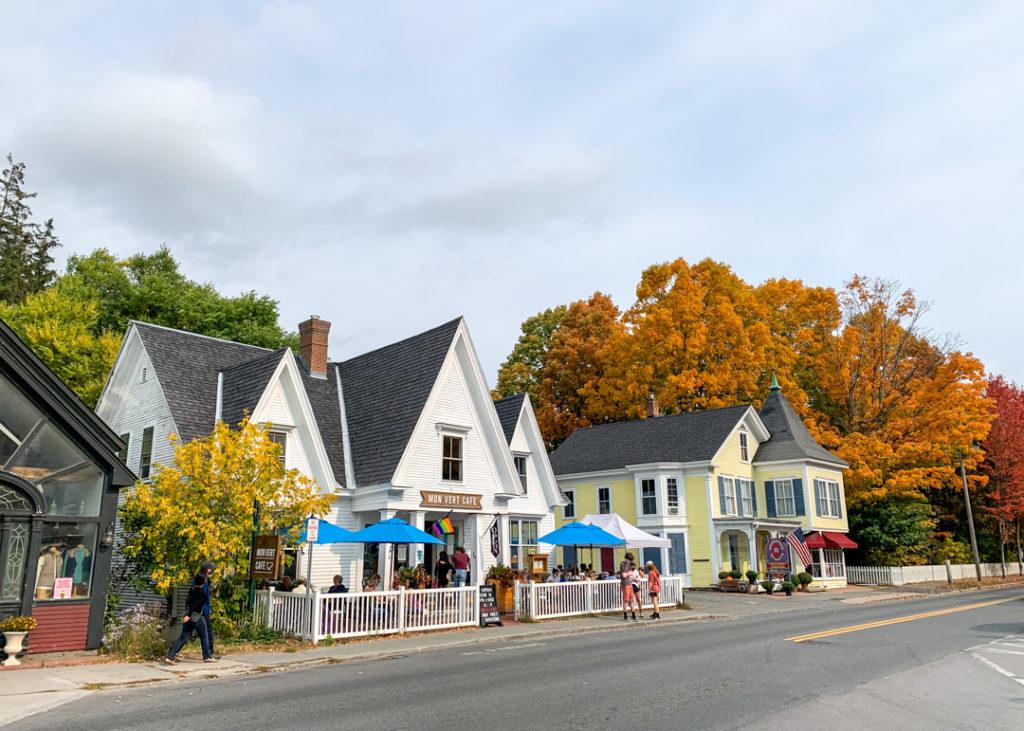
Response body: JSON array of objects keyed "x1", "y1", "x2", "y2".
[
  {"x1": 710, "y1": 525, "x2": 721, "y2": 579},
  {"x1": 379, "y1": 509, "x2": 396, "y2": 591},
  {"x1": 499, "y1": 514, "x2": 511, "y2": 567},
  {"x1": 472, "y1": 513, "x2": 487, "y2": 585},
  {"x1": 744, "y1": 528, "x2": 756, "y2": 575},
  {"x1": 410, "y1": 510, "x2": 425, "y2": 570}
]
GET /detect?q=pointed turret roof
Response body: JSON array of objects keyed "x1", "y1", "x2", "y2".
[{"x1": 755, "y1": 386, "x2": 847, "y2": 467}]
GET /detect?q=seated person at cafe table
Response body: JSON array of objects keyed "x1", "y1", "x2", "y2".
[{"x1": 328, "y1": 575, "x2": 348, "y2": 594}]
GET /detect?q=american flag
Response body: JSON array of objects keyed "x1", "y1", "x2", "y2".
[{"x1": 787, "y1": 527, "x2": 813, "y2": 568}]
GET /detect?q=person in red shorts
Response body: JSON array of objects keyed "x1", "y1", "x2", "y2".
[{"x1": 619, "y1": 552, "x2": 636, "y2": 621}]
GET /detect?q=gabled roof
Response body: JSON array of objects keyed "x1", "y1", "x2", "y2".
[
  {"x1": 1, "y1": 318, "x2": 133, "y2": 487},
  {"x1": 754, "y1": 389, "x2": 847, "y2": 467},
  {"x1": 493, "y1": 393, "x2": 527, "y2": 445},
  {"x1": 335, "y1": 318, "x2": 462, "y2": 487},
  {"x1": 134, "y1": 322, "x2": 271, "y2": 444},
  {"x1": 301, "y1": 367, "x2": 346, "y2": 486},
  {"x1": 549, "y1": 405, "x2": 751, "y2": 476},
  {"x1": 220, "y1": 348, "x2": 290, "y2": 427}
]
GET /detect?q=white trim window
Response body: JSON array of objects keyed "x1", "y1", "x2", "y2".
[
  {"x1": 514, "y1": 454, "x2": 528, "y2": 492},
  {"x1": 139, "y1": 426, "x2": 154, "y2": 480},
  {"x1": 723, "y1": 477, "x2": 737, "y2": 516},
  {"x1": 640, "y1": 478, "x2": 657, "y2": 515},
  {"x1": 268, "y1": 431, "x2": 287, "y2": 468},
  {"x1": 739, "y1": 479, "x2": 754, "y2": 517},
  {"x1": 775, "y1": 479, "x2": 796, "y2": 517},
  {"x1": 597, "y1": 485, "x2": 611, "y2": 514},
  {"x1": 816, "y1": 478, "x2": 842, "y2": 518},
  {"x1": 739, "y1": 430, "x2": 750, "y2": 462},
  {"x1": 562, "y1": 489, "x2": 576, "y2": 519},
  {"x1": 441, "y1": 435, "x2": 463, "y2": 481},
  {"x1": 666, "y1": 477, "x2": 679, "y2": 515}
]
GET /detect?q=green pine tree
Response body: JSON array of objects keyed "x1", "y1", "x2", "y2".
[{"x1": 0, "y1": 154, "x2": 60, "y2": 303}]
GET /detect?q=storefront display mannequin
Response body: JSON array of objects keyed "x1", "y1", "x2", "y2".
[
  {"x1": 36, "y1": 546, "x2": 63, "y2": 599},
  {"x1": 64, "y1": 543, "x2": 92, "y2": 596}
]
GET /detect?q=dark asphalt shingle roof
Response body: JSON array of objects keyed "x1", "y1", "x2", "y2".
[
  {"x1": 754, "y1": 390, "x2": 848, "y2": 467},
  {"x1": 220, "y1": 348, "x2": 289, "y2": 427},
  {"x1": 302, "y1": 367, "x2": 347, "y2": 486},
  {"x1": 549, "y1": 405, "x2": 751, "y2": 475},
  {"x1": 493, "y1": 393, "x2": 526, "y2": 445},
  {"x1": 335, "y1": 317, "x2": 461, "y2": 487},
  {"x1": 134, "y1": 322, "x2": 272, "y2": 444}
]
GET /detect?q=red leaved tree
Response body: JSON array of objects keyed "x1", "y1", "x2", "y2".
[{"x1": 981, "y1": 375, "x2": 1024, "y2": 576}]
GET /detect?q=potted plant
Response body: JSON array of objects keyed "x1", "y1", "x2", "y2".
[
  {"x1": 782, "y1": 581, "x2": 795, "y2": 597},
  {"x1": 397, "y1": 565, "x2": 429, "y2": 588},
  {"x1": 760, "y1": 580, "x2": 774, "y2": 595},
  {"x1": 1, "y1": 615, "x2": 37, "y2": 667},
  {"x1": 727, "y1": 569, "x2": 742, "y2": 580},
  {"x1": 797, "y1": 572, "x2": 813, "y2": 590},
  {"x1": 486, "y1": 564, "x2": 516, "y2": 612},
  {"x1": 718, "y1": 570, "x2": 730, "y2": 582},
  {"x1": 745, "y1": 570, "x2": 759, "y2": 593}
]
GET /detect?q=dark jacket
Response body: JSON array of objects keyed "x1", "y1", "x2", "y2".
[{"x1": 186, "y1": 585, "x2": 207, "y2": 619}]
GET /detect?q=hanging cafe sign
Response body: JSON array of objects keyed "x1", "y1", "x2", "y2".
[{"x1": 420, "y1": 491, "x2": 483, "y2": 510}]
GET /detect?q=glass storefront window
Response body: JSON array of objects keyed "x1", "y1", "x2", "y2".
[
  {"x1": 35, "y1": 522, "x2": 98, "y2": 600},
  {"x1": 0, "y1": 369, "x2": 104, "y2": 516}
]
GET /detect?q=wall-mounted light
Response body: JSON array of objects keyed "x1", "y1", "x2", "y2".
[{"x1": 101, "y1": 522, "x2": 115, "y2": 549}]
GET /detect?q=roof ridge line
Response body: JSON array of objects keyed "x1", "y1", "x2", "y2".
[
  {"x1": 131, "y1": 320, "x2": 274, "y2": 352},
  {"x1": 334, "y1": 316, "x2": 463, "y2": 366},
  {"x1": 571, "y1": 403, "x2": 751, "y2": 433}
]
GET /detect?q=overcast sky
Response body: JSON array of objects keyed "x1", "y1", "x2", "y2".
[{"x1": 3, "y1": 1, "x2": 1022, "y2": 386}]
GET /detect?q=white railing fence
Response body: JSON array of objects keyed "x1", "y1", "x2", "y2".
[
  {"x1": 255, "y1": 586, "x2": 480, "y2": 643},
  {"x1": 514, "y1": 576, "x2": 684, "y2": 621},
  {"x1": 847, "y1": 562, "x2": 1010, "y2": 586}
]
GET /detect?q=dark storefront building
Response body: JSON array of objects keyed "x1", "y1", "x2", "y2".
[{"x1": 0, "y1": 319, "x2": 133, "y2": 653}]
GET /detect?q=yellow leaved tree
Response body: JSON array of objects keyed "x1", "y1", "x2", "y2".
[{"x1": 118, "y1": 419, "x2": 334, "y2": 621}]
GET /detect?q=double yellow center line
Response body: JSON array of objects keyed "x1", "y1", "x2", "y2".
[{"x1": 786, "y1": 595, "x2": 1022, "y2": 643}]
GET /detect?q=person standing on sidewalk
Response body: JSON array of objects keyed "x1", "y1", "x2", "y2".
[
  {"x1": 645, "y1": 561, "x2": 661, "y2": 619},
  {"x1": 619, "y1": 552, "x2": 636, "y2": 621},
  {"x1": 200, "y1": 561, "x2": 216, "y2": 659},
  {"x1": 452, "y1": 546, "x2": 471, "y2": 587},
  {"x1": 165, "y1": 573, "x2": 215, "y2": 664}
]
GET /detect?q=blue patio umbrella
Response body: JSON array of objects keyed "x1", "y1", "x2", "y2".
[
  {"x1": 293, "y1": 519, "x2": 355, "y2": 545},
  {"x1": 538, "y1": 521, "x2": 625, "y2": 547},
  {"x1": 342, "y1": 517, "x2": 445, "y2": 545}
]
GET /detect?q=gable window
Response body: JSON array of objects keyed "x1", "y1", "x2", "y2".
[
  {"x1": 562, "y1": 489, "x2": 575, "y2": 519},
  {"x1": 641, "y1": 478, "x2": 657, "y2": 515},
  {"x1": 117, "y1": 433, "x2": 130, "y2": 463},
  {"x1": 268, "y1": 431, "x2": 287, "y2": 468},
  {"x1": 739, "y1": 430, "x2": 749, "y2": 462},
  {"x1": 139, "y1": 426, "x2": 154, "y2": 479},
  {"x1": 775, "y1": 479, "x2": 796, "y2": 516},
  {"x1": 739, "y1": 479, "x2": 755, "y2": 517},
  {"x1": 441, "y1": 435, "x2": 462, "y2": 481},
  {"x1": 722, "y1": 477, "x2": 737, "y2": 515},
  {"x1": 514, "y1": 454, "x2": 528, "y2": 492},
  {"x1": 666, "y1": 478, "x2": 679, "y2": 515},
  {"x1": 597, "y1": 486, "x2": 611, "y2": 514},
  {"x1": 815, "y1": 478, "x2": 842, "y2": 518}
]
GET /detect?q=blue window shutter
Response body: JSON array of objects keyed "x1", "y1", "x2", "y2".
[
  {"x1": 765, "y1": 481, "x2": 776, "y2": 518},
  {"x1": 793, "y1": 479, "x2": 804, "y2": 515},
  {"x1": 718, "y1": 476, "x2": 727, "y2": 514},
  {"x1": 814, "y1": 479, "x2": 823, "y2": 516},
  {"x1": 751, "y1": 481, "x2": 758, "y2": 516}
]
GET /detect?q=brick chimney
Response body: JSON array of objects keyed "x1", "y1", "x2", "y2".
[
  {"x1": 645, "y1": 392, "x2": 660, "y2": 418},
  {"x1": 298, "y1": 316, "x2": 331, "y2": 377}
]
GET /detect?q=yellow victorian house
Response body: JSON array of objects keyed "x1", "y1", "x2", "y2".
[{"x1": 549, "y1": 376, "x2": 854, "y2": 588}]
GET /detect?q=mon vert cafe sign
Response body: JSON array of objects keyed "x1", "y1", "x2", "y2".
[{"x1": 420, "y1": 491, "x2": 483, "y2": 510}]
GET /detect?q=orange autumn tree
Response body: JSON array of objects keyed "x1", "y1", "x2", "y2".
[{"x1": 811, "y1": 276, "x2": 992, "y2": 508}]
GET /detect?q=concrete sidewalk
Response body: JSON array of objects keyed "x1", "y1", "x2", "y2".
[{"x1": 0, "y1": 582, "x2": 986, "y2": 727}]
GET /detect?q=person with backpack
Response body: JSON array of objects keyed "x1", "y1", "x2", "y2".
[{"x1": 164, "y1": 573, "x2": 216, "y2": 664}]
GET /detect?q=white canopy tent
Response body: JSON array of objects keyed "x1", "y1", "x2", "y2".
[{"x1": 579, "y1": 514, "x2": 671, "y2": 548}]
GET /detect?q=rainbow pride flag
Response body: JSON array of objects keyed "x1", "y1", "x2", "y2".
[{"x1": 437, "y1": 515, "x2": 455, "y2": 535}]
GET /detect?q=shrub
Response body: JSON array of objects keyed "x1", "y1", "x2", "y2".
[
  {"x1": 102, "y1": 603, "x2": 168, "y2": 660},
  {"x1": 760, "y1": 580, "x2": 774, "y2": 593},
  {"x1": 0, "y1": 616, "x2": 37, "y2": 632},
  {"x1": 718, "y1": 570, "x2": 730, "y2": 580},
  {"x1": 728, "y1": 570, "x2": 742, "y2": 580},
  {"x1": 745, "y1": 570, "x2": 759, "y2": 583},
  {"x1": 781, "y1": 582, "x2": 795, "y2": 592},
  {"x1": 798, "y1": 572, "x2": 813, "y2": 585}
]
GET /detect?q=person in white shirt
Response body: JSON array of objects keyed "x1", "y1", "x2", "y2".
[{"x1": 546, "y1": 568, "x2": 560, "y2": 583}]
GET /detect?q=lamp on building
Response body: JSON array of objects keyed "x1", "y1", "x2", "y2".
[{"x1": 101, "y1": 523, "x2": 115, "y2": 549}]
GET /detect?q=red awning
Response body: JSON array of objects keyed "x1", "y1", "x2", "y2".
[{"x1": 805, "y1": 531, "x2": 858, "y2": 550}]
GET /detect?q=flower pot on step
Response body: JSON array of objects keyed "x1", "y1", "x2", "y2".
[{"x1": 1, "y1": 631, "x2": 28, "y2": 666}]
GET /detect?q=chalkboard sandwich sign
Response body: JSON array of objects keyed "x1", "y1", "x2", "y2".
[{"x1": 479, "y1": 584, "x2": 503, "y2": 627}]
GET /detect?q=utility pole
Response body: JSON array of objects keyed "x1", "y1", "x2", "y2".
[{"x1": 959, "y1": 452, "x2": 982, "y2": 582}]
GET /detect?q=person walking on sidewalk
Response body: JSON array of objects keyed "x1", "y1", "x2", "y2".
[
  {"x1": 620, "y1": 552, "x2": 636, "y2": 621},
  {"x1": 165, "y1": 573, "x2": 216, "y2": 664},
  {"x1": 452, "y1": 546, "x2": 471, "y2": 587},
  {"x1": 645, "y1": 561, "x2": 661, "y2": 619},
  {"x1": 200, "y1": 560, "x2": 216, "y2": 659}
]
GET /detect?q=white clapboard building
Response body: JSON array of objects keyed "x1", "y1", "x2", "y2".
[{"x1": 96, "y1": 316, "x2": 563, "y2": 593}]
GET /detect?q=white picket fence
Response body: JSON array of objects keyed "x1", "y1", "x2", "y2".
[
  {"x1": 514, "y1": 577, "x2": 684, "y2": 621},
  {"x1": 254, "y1": 586, "x2": 479, "y2": 642},
  {"x1": 847, "y1": 562, "x2": 1012, "y2": 586}
]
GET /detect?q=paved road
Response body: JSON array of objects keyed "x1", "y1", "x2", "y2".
[{"x1": 10, "y1": 587, "x2": 1024, "y2": 730}]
